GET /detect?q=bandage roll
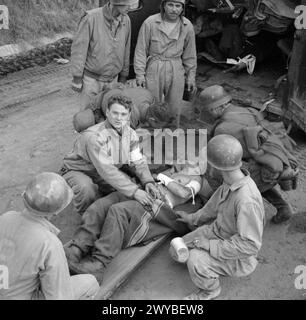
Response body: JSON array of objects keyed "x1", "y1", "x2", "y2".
[
  {"x1": 170, "y1": 237, "x2": 189, "y2": 263},
  {"x1": 185, "y1": 180, "x2": 201, "y2": 194}
]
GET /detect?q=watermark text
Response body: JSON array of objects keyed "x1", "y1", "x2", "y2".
[
  {"x1": 0, "y1": 5, "x2": 9, "y2": 30},
  {"x1": 0, "y1": 265, "x2": 9, "y2": 289},
  {"x1": 294, "y1": 265, "x2": 306, "y2": 290},
  {"x1": 295, "y1": 5, "x2": 306, "y2": 30}
]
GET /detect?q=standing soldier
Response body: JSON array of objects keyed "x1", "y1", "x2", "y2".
[
  {"x1": 134, "y1": 0, "x2": 197, "y2": 120},
  {"x1": 71, "y1": 0, "x2": 134, "y2": 110}
]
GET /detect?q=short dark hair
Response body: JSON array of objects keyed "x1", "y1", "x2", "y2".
[{"x1": 107, "y1": 94, "x2": 132, "y2": 112}]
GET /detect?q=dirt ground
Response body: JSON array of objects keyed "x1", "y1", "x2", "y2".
[{"x1": 0, "y1": 60, "x2": 305, "y2": 300}]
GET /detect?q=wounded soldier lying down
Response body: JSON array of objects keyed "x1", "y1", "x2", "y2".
[{"x1": 64, "y1": 162, "x2": 210, "y2": 283}]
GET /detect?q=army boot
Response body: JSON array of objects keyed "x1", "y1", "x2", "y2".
[{"x1": 262, "y1": 187, "x2": 293, "y2": 224}]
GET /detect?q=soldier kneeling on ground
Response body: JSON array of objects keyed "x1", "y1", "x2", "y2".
[
  {"x1": 174, "y1": 135, "x2": 265, "y2": 300},
  {"x1": 198, "y1": 85, "x2": 299, "y2": 224}
]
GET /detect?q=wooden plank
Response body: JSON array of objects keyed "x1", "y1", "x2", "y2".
[{"x1": 95, "y1": 233, "x2": 171, "y2": 300}]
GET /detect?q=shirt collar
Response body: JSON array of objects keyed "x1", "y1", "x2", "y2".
[
  {"x1": 224, "y1": 169, "x2": 252, "y2": 192},
  {"x1": 103, "y1": 3, "x2": 126, "y2": 26},
  {"x1": 103, "y1": 119, "x2": 130, "y2": 137},
  {"x1": 156, "y1": 13, "x2": 188, "y2": 26},
  {"x1": 22, "y1": 210, "x2": 60, "y2": 236}
]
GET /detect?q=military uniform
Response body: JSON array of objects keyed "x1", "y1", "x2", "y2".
[
  {"x1": 71, "y1": 4, "x2": 131, "y2": 110},
  {"x1": 61, "y1": 120, "x2": 154, "y2": 213},
  {"x1": 134, "y1": 13, "x2": 197, "y2": 116}
]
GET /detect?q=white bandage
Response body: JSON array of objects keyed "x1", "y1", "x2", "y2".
[
  {"x1": 185, "y1": 180, "x2": 201, "y2": 205},
  {"x1": 185, "y1": 180, "x2": 201, "y2": 195},
  {"x1": 130, "y1": 148, "x2": 143, "y2": 162},
  {"x1": 156, "y1": 173, "x2": 174, "y2": 187}
]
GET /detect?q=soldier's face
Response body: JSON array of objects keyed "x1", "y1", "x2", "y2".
[
  {"x1": 106, "y1": 103, "x2": 130, "y2": 132},
  {"x1": 164, "y1": 2, "x2": 183, "y2": 21},
  {"x1": 112, "y1": 4, "x2": 130, "y2": 16},
  {"x1": 209, "y1": 104, "x2": 226, "y2": 118}
]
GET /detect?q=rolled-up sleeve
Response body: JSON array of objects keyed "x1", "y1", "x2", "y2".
[{"x1": 209, "y1": 202, "x2": 264, "y2": 260}]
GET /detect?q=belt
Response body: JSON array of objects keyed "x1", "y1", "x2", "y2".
[{"x1": 148, "y1": 55, "x2": 182, "y2": 63}]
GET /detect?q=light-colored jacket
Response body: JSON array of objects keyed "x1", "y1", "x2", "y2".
[
  {"x1": 0, "y1": 211, "x2": 74, "y2": 300},
  {"x1": 71, "y1": 4, "x2": 131, "y2": 83},
  {"x1": 188, "y1": 170, "x2": 265, "y2": 263},
  {"x1": 63, "y1": 120, "x2": 154, "y2": 197},
  {"x1": 134, "y1": 13, "x2": 197, "y2": 83}
]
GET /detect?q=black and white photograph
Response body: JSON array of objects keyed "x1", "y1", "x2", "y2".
[{"x1": 0, "y1": 0, "x2": 305, "y2": 307}]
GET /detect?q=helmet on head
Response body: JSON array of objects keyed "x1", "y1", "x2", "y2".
[
  {"x1": 22, "y1": 172, "x2": 74, "y2": 217},
  {"x1": 207, "y1": 134, "x2": 243, "y2": 171},
  {"x1": 199, "y1": 85, "x2": 232, "y2": 113},
  {"x1": 110, "y1": 0, "x2": 137, "y2": 5},
  {"x1": 161, "y1": 0, "x2": 186, "y2": 17},
  {"x1": 164, "y1": 0, "x2": 185, "y2": 4},
  {"x1": 73, "y1": 109, "x2": 95, "y2": 133}
]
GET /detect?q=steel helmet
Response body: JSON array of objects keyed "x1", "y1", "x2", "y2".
[
  {"x1": 110, "y1": 0, "x2": 137, "y2": 5},
  {"x1": 199, "y1": 85, "x2": 232, "y2": 113},
  {"x1": 207, "y1": 134, "x2": 243, "y2": 171},
  {"x1": 164, "y1": 0, "x2": 185, "y2": 4},
  {"x1": 73, "y1": 109, "x2": 95, "y2": 133},
  {"x1": 161, "y1": 0, "x2": 186, "y2": 16},
  {"x1": 22, "y1": 172, "x2": 74, "y2": 217}
]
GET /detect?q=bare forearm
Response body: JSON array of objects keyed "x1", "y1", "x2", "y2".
[{"x1": 167, "y1": 181, "x2": 192, "y2": 199}]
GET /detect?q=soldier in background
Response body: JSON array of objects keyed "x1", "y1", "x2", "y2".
[
  {"x1": 134, "y1": 0, "x2": 197, "y2": 120},
  {"x1": 199, "y1": 85, "x2": 299, "y2": 224},
  {"x1": 71, "y1": 0, "x2": 134, "y2": 110}
]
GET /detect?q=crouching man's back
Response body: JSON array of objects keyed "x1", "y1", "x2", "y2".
[
  {"x1": 0, "y1": 172, "x2": 99, "y2": 300},
  {"x1": 0, "y1": 210, "x2": 74, "y2": 300}
]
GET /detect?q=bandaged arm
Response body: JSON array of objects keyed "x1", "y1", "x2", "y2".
[{"x1": 157, "y1": 173, "x2": 201, "y2": 201}]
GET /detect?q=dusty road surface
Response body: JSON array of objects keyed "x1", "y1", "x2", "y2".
[{"x1": 0, "y1": 60, "x2": 305, "y2": 300}]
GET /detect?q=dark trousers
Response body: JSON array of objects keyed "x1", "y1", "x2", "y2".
[{"x1": 72, "y1": 192, "x2": 203, "y2": 268}]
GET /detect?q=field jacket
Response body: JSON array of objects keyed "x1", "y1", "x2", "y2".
[
  {"x1": 63, "y1": 120, "x2": 154, "y2": 197},
  {"x1": 71, "y1": 4, "x2": 131, "y2": 82}
]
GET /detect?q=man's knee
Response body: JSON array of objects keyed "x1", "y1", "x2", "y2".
[
  {"x1": 107, "y1": 202, "x2": 128, "y2": 221},
  {"x1": 64, "y1": 172, "x2": 99, "y2": 213},
  {"x1": 76, "y1": 184, "x2": 99, "y2": 213},
  {"x1": 71, "y1": 274, "x2": 100, "y2": 300},
  {"x1": 186, "y1": 249, "x2": 221, "y2": 291},
  {"x1": 82, "y1": 192, "x2": 126, "y2": 224},
  {"x1": 187, "y1": 249, "x2": 217, "y2": 279}
]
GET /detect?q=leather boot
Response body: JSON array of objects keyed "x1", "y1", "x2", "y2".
[
  {"x1": 68, "y1": 257, "x2": 105, "y2": 284},
  {"x1": 262, "y1": 188, "x2": 293, "y2": 224}
]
